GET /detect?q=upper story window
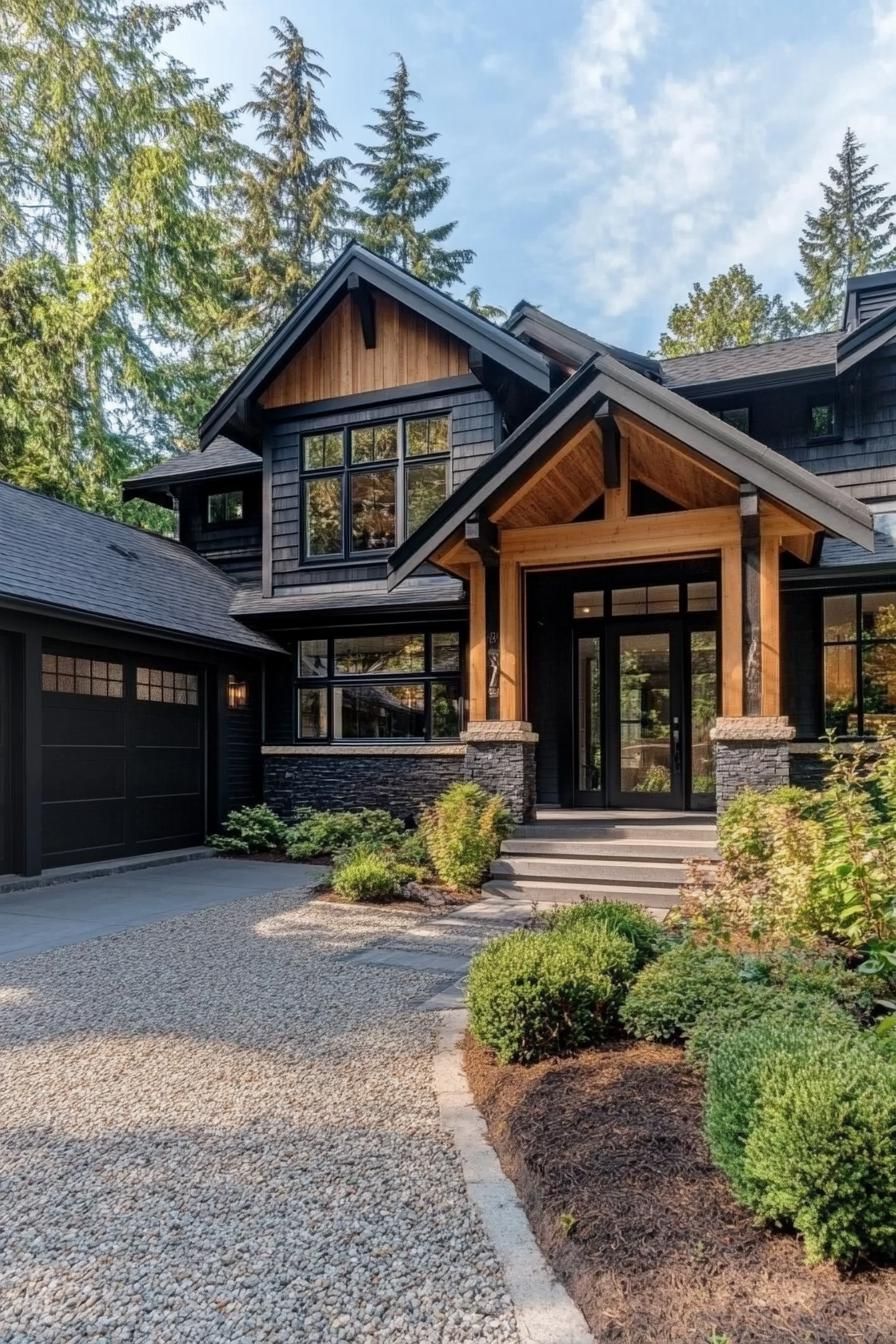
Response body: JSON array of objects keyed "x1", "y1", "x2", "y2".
[
  {"x1": 207, "y1": 490, "x2": 244, "y2": 524},
  {"x1": 301, "y1": 413, "x2": 451, "y2": 562},
  {"x1": 808, "y1": 400, "x2": 837, "y2": 440},
  {"x1": 713, "y1": 406, "x2": 750, "y2": 435},
  {"x1": 823, "y1": 591, "x2": 896, "y2": 736}
]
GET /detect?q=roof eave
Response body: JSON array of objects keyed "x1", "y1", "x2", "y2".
[{"x1": 121, "y1": 458, "x2": 261, "y2": 504}]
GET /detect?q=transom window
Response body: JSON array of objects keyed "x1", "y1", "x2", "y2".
[
  {"x1": 301, "y1": 413, "x2": 450, "y2": 561},
  {"x1": 824, "y1": 591, "x2": 896, "y2": 737},
  {"x1": 208, "y1": 490, "x2": 244, "y2": 524},
  {"x1": 295, "y1": 630, "x2": 462, "y2": 741},
  {"x1": 136, "y1": 667, "x2": 199, "y2": 707},
  {"x1": 42, "y1": 654, "x2": 123, "y2": 698},
  {"x1": 572, "y1": 581, "x2": 717, "y2": 618}
]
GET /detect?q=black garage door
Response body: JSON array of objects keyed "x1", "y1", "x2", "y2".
[
  {"x1": 41, "y1": 644, "x2": 206, "y2": 867},
  {"x1": 0, "y1": 635, "x2": 12, "y2": 874}
]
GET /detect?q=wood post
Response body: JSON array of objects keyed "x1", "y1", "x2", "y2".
[
  {"x1": 740, "y1": 485, "x2": 762, "y2": 716},
  {"x1": 721, "y1": 542, "x2": 743, "y2": 716},
  {"x1": 760, "y1": 535, "x2": 782, "y2": 716},
  {"x1": 499, "y1": 557, "x2": 523, "y2": 720},
  {"x1": 467, "y1": 561, "x2": 487, "y2": 722}
]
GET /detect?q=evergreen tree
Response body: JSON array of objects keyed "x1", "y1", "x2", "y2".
[
  {"x1": 354, "y1": 54, "x2": 473, "y2": 290},
  {"x1": 465, "y1": 286, "x2": 506, "y2": 322},
  {"x1": 657, "y1": 265, "x2": 796, "y2": 357},
  {"x1": 797, "y1": 128, "x2": 896, "y2": 331},
  {"x1": 227, "y1": 19, "x2": 352, "y2": 338},
  {"x1": 0, "y1": 0, "x2": 239, "y2": 517}
]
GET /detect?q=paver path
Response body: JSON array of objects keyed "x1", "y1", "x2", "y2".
[{"x1": 0, "y1": 886, "x2": 519, "y2": 1343}]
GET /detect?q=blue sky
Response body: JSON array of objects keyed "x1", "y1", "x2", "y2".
[{"x1": 167, "y1": 0, "x2": 896, "y2": 351}]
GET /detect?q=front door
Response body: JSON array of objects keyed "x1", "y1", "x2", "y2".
[{"x1": 573, "y1": 620, "x2": 718, "y2": 810}]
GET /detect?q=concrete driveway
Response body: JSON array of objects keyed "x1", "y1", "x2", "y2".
[{"x1": 0, "y1": 857, "x2": 322, "y2": 962}]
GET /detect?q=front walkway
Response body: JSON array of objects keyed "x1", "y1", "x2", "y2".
[{"x1": 0, "y1": 878, "x2": 520, "y2": 1343}]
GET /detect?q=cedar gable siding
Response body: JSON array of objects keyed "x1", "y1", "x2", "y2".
[{"x1": 260, "y1": 293, "x2": 470, "y2": 409}]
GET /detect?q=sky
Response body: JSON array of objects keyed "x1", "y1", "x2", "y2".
[{"x1": 166, "y1": 0, "x2": 896, "y2": 352}]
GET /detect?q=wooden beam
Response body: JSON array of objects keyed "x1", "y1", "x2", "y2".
[
  {"x1": 760, "y1": 535, "x2": 781, "y2": 715},
  {"x1": 500, "y1": 505, "x2": 742, "y2": 566},
  {"x1": 499, "y1": 557, "x2": 523, "y2": 719},
  {"x1": 721, "y1": 543, "x2": 743, "y2": 716},
  {"x1": 603, "y1": 435, "x2": 629, "y2": 521},
  {"x1": 464, "y1": 511, "x2": 499, "y2": 566},
  {"x1": 433, "y1": 536, "x2": 480, "y2": 577},
  {"x1": 347, "y1": 274, "x2": 376, "y2": 349},
  {"x1": 781, "y1": 532, "x2": 815, "y2": 564},
  {"x1": 468, "y1": 561, "x2": 487, "y2": 721},
  {"x1": 740, "y1": 485, "x2": 762, "y2": 716},
  {"x1": 596, "y1": 403, "x2": 620, "y2": 488}
]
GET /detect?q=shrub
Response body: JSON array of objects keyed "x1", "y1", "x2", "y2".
[
  {"x1": 543, "y1": 900, "x2": 665, "y2": 969},
  {"x1": 331, "y1": 847, "x2": 403, "y2": 903},
  {"x1": 420, "y1": 782, "x2": 512, "y2": 889},
  {"x1": 285, "y1": 808, "x2": 405, "y2": 861},
  {"x1": 207, "y1": 804, "x2": 288, "y2": 855},
  {"x1": 620, "y1": 943, "x2": 743, "y2": 1042},
  {"x1": 744, "y1": 1034, "x2": 896, "y2": 1263},
  {"x1": 686, "y1": 982, "x2": 857, "y2": 1069},
  {"x1": 467, "y1": 925, "x2": 638, "y2": 1064}
]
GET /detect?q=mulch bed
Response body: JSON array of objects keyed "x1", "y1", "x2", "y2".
[{"x1": 464, "y1": 1035, "x2": 896, "y2": 1344}]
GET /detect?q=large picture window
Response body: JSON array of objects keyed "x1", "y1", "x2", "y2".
[
  {"x1": 295, "y1": 630, "x2": 463, "y2": 741},
  {"x1": 823, "y1": 591, "x2": 896, "y2": 736},
  {"x1": 300, "y1": 413, "x2": 450, "y2": 562}
]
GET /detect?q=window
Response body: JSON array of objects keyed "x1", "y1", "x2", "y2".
[
  {"x1": 226, "y1": 675, "x2": 248, "y2": 710},
  {"x1": 42, "y1": 654, "x2": 123, "y2": 698},
  {"x1": 208, "y1": 491, "x2": 244, "y2": 524},
  {"x1": 573, "y1": 591, "x2": 605, "y2": 618},
  {"x1": 300, "y1": 413, "x2": 450, "y2": 561},
  {"x1": 295, "y1": 630, "x2": 462, "y2": 741},
  {"x1": 823, "y1": 591, "x2": 896, "y2": 736},
  {"x1": 613, "y1": 585, "x2": 679, "y2": 616},
  {"x1": 809, "y1": 400, "x2": 837, "y2": 439},
  {"x1": 714, "y1": 406, "x2": 750, "y2": 434},
  {"x1": 136, "y1": 667, "x2": 199, "y2": 706}
]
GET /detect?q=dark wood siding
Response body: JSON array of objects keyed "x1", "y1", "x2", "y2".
[
  {"x1": 178, "y1": 476, "x2": 263, "y2": 586},
  {"x1": 857, "y1": 282, "x2": 896, "y2": 324},
  {"x1": 781, "y1": 589, "x2": 823, "y2": 740},
  {"x1": 0, "y1": 635, "x2": 12, "y2": 873},
  {"x1": 218, "y1": 666, "x2": 262, "y2": 813},
  {"x1": 266, "y1": 385, "x2": 496, "y2": 594},
  {"x1": 526, "y1": 572, "x2": 574, "y2": 807}
]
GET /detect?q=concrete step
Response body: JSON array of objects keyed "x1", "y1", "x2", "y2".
[
  {"x1": 501, "y1": 838, "x2": 718, "y2": 861},
  {"x1": 512, "y1": 822, "x2": 716, "y2": 843},
  {"x1": 490, "y1": 856, "x2": 685, "y2": 886},
  {"x1": 482, "y1": 878, "x2": 680, "y2": 910}
]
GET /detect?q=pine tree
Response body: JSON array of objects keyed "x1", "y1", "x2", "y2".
[
  {"x1": 0, "y1": 0, "x2": 240, "y2": 518},
  {"x1": 797, "y1": 128, "x2": 896, "y2": 331},
  {"x1": 465, "y1": 286, "x2": 506, "y2": 322},
  {"x1": 657, "y1": 265, "x2": 797, "y2": 357},
  {"x1": 353, "y1": 54, "x2": 473, "y2": 290},
  {"x1": 227, "y1": 19, "x2": 352, "y2": 338}
]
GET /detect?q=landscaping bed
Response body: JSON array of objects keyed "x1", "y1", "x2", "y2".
[{"x1": 466, "y1": 1033, "x2": 896, "y2": 1344}]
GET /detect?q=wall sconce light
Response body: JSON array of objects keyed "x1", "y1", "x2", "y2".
[{"x1": 227, "y1": 675, "x2": 248, "y2": 710}]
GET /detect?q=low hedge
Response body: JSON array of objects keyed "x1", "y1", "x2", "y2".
[
  {"x1": 542, "y1": 900, "x2": 665, "y2": 969},
  {"x1": 706, "y1": 1021, "x2": 896, "y2": 1263},
  {"x1": 286, "y1": 808, "x2": 406, "y2": 861},
  {"x1": 620, "y1": 943, "x2": 743, "y2": 1042},
  {"x1": 686, "y1": 981, "x2": 857, "y2": 1069},
  {"x1": 467, "y1": 925, "x2": 638, "y2": 1064}
]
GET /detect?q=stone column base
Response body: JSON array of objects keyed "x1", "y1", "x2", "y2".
[
  {"x1": 461, "y1": 721, "x2": 538, "y2": 824},
  {"x1": 710, "y1": 716, "x2": 795, "y2": 812}
]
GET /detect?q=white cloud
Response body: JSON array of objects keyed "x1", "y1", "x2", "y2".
[{"x1": 542, "y1": 0, "x2": 896, "y2": 344}]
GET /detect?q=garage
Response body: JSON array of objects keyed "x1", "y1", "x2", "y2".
[
  {"x1": 41, "y1": 642, "x2": 206, "y2": 868},
  {"x1": 0, "y1": 635, "x2": 13, "y2": 875}
]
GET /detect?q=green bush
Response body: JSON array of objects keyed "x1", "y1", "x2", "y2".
[
  {"x1": 467, "y1": 925, "x2": 638, "y2": 1064},
  {"x1": 420, "y1": 782, "x2": 512, "y2": 889},
  {"x1": 285, "y1": 807, "x2": 405, "y2": 861},
  {"x1": 686, "y1": 982, "x2": 857, "y2": 1069},
  {"x1": 331, "y1": 847, "x2": 403, "y2": 903},
  {"x1": 207, "y1": 804, "x2": 289, "y2": 855},
  {"x1": 543, "y1": 900, "x2": 665, "y2": 969},
  {"x1": 620, "y1": 943, "x2": 743, "y2": 1042},
  {"x1": 742, "y1": 947, "x2": 880, "y2": 1022}
]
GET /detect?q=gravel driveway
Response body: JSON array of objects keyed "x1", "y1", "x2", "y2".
[{"x1": 0, "y1": 887, "x2": 519, "y2": 1343}]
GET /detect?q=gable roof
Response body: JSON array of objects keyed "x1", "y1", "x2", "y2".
[
  {"x1": 122, "y1": 436, "x2": 260, "y2": 507},
  {"x1": 199, "y1": 243, "x2": 551, "y2": 451},
  {"x1": 505, "y1": 302, "x2": 662, "y2": 381},
  {"x1": 386, "y1": 351, "x2": 874, "y2": 589},
  {"x1": 0, "y1": 481, "x2": 281, "y2": 655},
  {"x1": 836, "y1": 302, "x2": 896, "y2": 375},
  {"x1": 660, "y1": 331, "x2": 840, "y2": 391}
]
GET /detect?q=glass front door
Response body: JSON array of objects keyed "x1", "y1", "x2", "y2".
[{"x1": 610, "y1": 627, "x2": 684, "y2": 808}]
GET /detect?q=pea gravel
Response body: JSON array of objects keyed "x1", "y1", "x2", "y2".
[{"x1": 0, "y1": 888, "x2": 520, "y2": 1343}]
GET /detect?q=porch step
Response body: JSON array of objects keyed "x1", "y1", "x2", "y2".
[
  {"x1": 490, "y1": 857, "x2": 687, "y2": 886},
  {"x1": 512, "y1": 822, "x2": 717, "y2": 844},
  {"x1": 501, "y1": 838, "x2": 719, "y2": 862},
  {"x1": 482, "y1": 878, "x2": 680, "y2": 911}
]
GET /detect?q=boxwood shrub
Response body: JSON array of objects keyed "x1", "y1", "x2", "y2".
[
  {"x1": 686, "y1": 982, "x2": 857, "y2": 1069},
  {"x1": 285, "y1": 808, "x2": 406, "y2": 861},
  {"x1": 620, "y1": 943, "x2": 743, "y2": 1042},
  {"x1": 207, "y1": 804, "x2": 289, "y2": 855},
  {"x1": 542, "y1": 900, "x2": 665, "y2": 969},
  {"x1": 467, "y1": 925, "x2": 638, "y2": 1064}
]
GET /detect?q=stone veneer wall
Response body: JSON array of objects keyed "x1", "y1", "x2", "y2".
[
  {"x1": 461, "y1": 722, "x2": 538, "y2": 824},
  {"x1": 710, "y1": 716, "x2": 795, "y2": 812},
  {"x1": 263, "y1": 749, "x2": 465, "y2": 822}
]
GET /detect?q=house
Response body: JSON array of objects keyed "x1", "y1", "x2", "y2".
[{"x1": 4, "y1": 242, "x2": 896, "y2": 878}]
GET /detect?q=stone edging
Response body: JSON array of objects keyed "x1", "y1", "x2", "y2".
[
  {"x1": 434, "y1": 1008, "x2": 594, "y2": 1344},
  {"x1": 261, "y1": 744, "x2": 466, "y2": 757}
]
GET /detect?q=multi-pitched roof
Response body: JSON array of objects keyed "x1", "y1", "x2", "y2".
[
  {"x1": 0, "y1": 481, "x2": 281, "y2": 654},
  {"x1": 122, "y1": 436, "x2": 259, "y2": 506}
]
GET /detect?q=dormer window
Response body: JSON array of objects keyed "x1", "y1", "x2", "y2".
[
  {"x1": 808, "y1": 400, "x2": 837, "y2": 440},
  {"x1": 300, "y1": 413, "x2": 450, "y2": 562},
  {"x1": 207, "y1": 490, "x2": 244, "y2": 524}
]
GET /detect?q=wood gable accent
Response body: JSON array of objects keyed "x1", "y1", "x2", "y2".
[
  {"x1": 491, "y1": 423, "x2": 603, "y2": 527},
  {"x1": 259, "y1": 292, "x2": 469, "y2": 409}
]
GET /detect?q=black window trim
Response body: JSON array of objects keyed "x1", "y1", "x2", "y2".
[
  {"x1": 821, "y1": 587, "x2": 896, "y2": 738},
  {"x1": 299, "y1": 412, "x2": 452, "y2": 565},
  {"x1": 807, "y1": 395, "x2": 840, "y2": 443},
  {"x1": 294, "y1": 627, "x2": 465, "y2": 743},
  {"x1": 206, "y1": 488, "x2": 246, "y2": 527}
]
